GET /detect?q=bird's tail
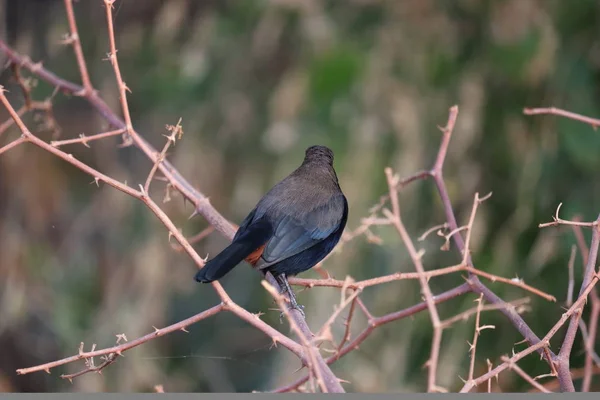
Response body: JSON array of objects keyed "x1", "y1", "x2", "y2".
[{"x1": 194, "y1": 221, "x2": 272, "y2": 283}]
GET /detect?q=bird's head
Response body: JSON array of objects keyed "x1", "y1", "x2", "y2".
[{"x1": 304, "y1": 145, "x2": 334, "y2": 166}]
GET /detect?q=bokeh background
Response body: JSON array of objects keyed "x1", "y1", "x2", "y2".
[{"x1": 1, "y1": 0, "x2": 600, "y2": 393}]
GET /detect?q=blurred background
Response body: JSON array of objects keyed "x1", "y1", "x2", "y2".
[{"x1": 1, "y1": 0, "x2": 600, "y2": 393}]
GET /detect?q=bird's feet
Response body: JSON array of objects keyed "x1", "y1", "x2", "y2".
[{"x1": 275, "y1": 273, "x2": 306, "y2": 322}]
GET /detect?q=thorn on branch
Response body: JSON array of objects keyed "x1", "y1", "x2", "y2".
[{"x1": 115, "y1": 333, "x2": 128, "y2": 344}]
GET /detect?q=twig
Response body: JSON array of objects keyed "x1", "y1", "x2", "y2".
[
  {"x1": 539, "y1": 203, "x2": 599, "y2": 228},
  {"x1": 315, "y1": 286, "x2": 362, "y2": 344},
  {"x1": 289, "y1": 263, "x2": 555, "y2": 302},
  {"x1": 61, "y1": 353, "x2": 118, "y2": 382},
  {"x1": 50, "y1": 128, "x2": 125, "y2": 148},
  {"x1": 16, "y1": 304, "x2": 225, "y2": 375},
  {"x1": 10, "y1": 63, "x2": 33, "y2": 108},
  {"x1": 103, "y1": 0, "x2": 133, "y2": 144},
  {"x1": 582, "y1": 299, "x2": 600, "y2": 392},
  {"x1": 418, "y1": 223, "x2": 449, "y2": 242},
  {"x1": 334, "y1": 295, "x2": 358, "y2": 359},
  {"x1": 63, "y1": 0, "x2": 93, "y2": 94},
  {"x1": 486, "y1": 359, "x2": 493, "y2": 393},
  {"x1": 571, "y1": 221, "x2": 600, "y2": 392},
  {"x1": 500, "y1": 356, "x2": 552, "y2": 393},
  {"x1": 528, "y1": 365, "x2": 600, "y2": 392},
  {"x1": 144, "y1": 119, "x2": 182, "y2": 195},
  {"x1": 462, "y1": 192, "x2": 493, "y2": 264},
  {"x1": 466, "y1": 294, "x2": 495, "y2": 383},
  {"x1": 384, "y1": 168, "x2": 443, "y2": 393},
  {"x1": 566, "y1": 245, "x2": 577, "y2": 306},
  {"x1": 523, "y1": 107, "x2": 600, "y2": 129},
  {"x1": 0, "y1": 136, "x2": 26, "y2": 155}
]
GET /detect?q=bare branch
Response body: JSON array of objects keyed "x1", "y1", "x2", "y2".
[
  {"x1": 63, "y1": 0, "x2": 94, "y2": 94},
  {"x1": 524, "y1": 107, "x2": 600, "y2": 129},
  {"x1": 384, "y1": 168, "x2": 443, "y2": 392},
  {"x1": 16, "y1": 304, "x2": 224, "y2": 375},
  {"x1": 50, "y1": 128, "x2": 126, "y2": 148}
]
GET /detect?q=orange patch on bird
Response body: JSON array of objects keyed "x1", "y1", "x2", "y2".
[{"x1": 245, "y1": 244, "x2": 265, "y2": 266}]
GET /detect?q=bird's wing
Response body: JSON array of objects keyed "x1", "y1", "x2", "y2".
[{"x1": 258, "y1": 194, "x2": 345, "y2": 268}]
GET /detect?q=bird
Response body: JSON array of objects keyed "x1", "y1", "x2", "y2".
[{"x1": 194, "y1": 145, "x2": 348, "y2": 315}]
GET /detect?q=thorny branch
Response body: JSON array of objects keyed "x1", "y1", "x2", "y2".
[
  {"x1": 0, "y1": 0, "x2": 598, "y2": 393},
  {"x1": 383, "y1": 167, "x2": 443, "y2": 393},
  {"x1": 2, "y1": 1, "x2": 342, "y2": 392}
]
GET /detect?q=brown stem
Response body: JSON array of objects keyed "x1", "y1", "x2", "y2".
[
  {"x1": 63, "y1": 0, "x2": 93, "y2": 94},
  {"x1": 556, "y1": 216, "x2": 600, "y2": 391}
]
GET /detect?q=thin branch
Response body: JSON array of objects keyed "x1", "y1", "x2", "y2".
[
  {"x1": 50, "y1": 128, "x2": 125, "y2": 148},
  {"x1": 523, "y1": 107, "x2": 600, "y2": 129},
  {"x1": 144, "y1": 119, "x2": 182, "y2": 195},
  {"x1": 61, "y1": 353, "x2": 118, "y2": 382},
  {"x1": 529, "y1": 365, "x2": 600, "y2": 393},
  {"x1": 334, "y1": 295, "x2": 359, "y2": 359},
  {"x1": 539, "y1": 203, "x2": 598, "y2": 228},
  {"x1": 467, "y1": 294, "x2": 485, "y2": 381},
  {"x1": 16, "y1": 304, "x2": 225, "y2": 375},
  {"x1": 566, "y1": 245, "x2": 577, "y2": 306},
  {"x1": 63, "y1": 0, "x2": 93, "y2": 94},
  {"x1": 462, "y1": 192, "x2": 493, "y2": 264},
  {"x1": 315, "y1": 286, "x2": 362, "y2": 344},
  {"x1": 571, "y1": 222, "x2": 600, "y2": 392},
  {"x1": 500, "y1": 356, "x2": 552, "y2": 393},
  {"x1": 289, "y1": 264, "x2": 555, "y2": 302},
  {"x1": 0, "y1": 136, "x2": 26, "y2": 155},
  {"x1": 486, "y1": 359, "x2": 493, "y2": 393},
  {"x1": 10, "y1": 63, "x2": 33, "y2": 108},
  {"x1": 384, "y1": 168, "x2": 443, "y2": 393},
  {"x1": 582, "y1": 300, "x2": 600, "y2": 392},
  {"x1": 418, "y1": 222, "x2": 449, "y2": 242},
  {"x1": 103, "y1": 0, "x2": 133, "y2": 144}
]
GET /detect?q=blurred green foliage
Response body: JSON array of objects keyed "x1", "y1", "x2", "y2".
[{"x1": 1, "y1": 0, "x2": 600, "y2": 393}]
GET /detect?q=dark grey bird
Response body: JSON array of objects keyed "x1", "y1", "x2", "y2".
[{"x1": 194, "y1": 145, "x2": 348, "y2": 314}]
